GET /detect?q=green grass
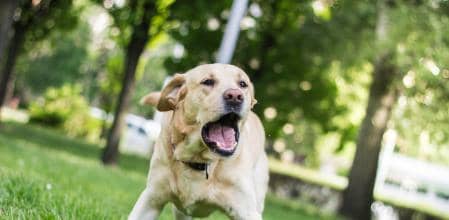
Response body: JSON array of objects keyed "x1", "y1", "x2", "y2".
[{"x1": 0, "y1": 122, "x2": 336, "y2": 220}]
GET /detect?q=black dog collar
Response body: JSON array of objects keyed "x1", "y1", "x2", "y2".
[{"x1": 183, "y1": 161, "x2": 209, "y2": 179}]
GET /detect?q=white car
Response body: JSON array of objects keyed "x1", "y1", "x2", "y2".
[
  {"x1": 90, "y1": 107, "x2": 161, "y2": 158},
  {"x1": 121, "y1": 114, "x2": 161, "y2": 157}
]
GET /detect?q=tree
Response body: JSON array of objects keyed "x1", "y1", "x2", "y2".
[
  {"x1": 340, "y1": 56, "x2": 398, "y2": 219},
  {"x1": 0, "y1": 0, "x2": 77, "y2": 121},
  {"x1": 339, "y1": 1, "x2": 398, "y2": 218},
  {"x1": 0, "y1": 0, "x2": 18, "y2": 65},
  {"x1": 340, "y1": 0, "x2": 449, "y2": 218},
  {"x1": 100, "y1": 0, "x2": 174, "y2": 165},
  {"x1": 16, "y1": 21, "x2": 91, "y2": 95}
]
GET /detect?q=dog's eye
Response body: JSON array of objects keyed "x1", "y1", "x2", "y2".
[
  {"x1": 201, "y1": 79, "x2": 215, "y2": 86},
  {"x1": 239, "y1": 80, "x2": 248, "y2": 88}
]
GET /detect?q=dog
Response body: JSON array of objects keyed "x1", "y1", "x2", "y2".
[{"x1": 129, "y1": 64, "x2": 268, "y2": 220}]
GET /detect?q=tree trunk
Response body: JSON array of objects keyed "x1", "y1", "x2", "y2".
[
  {"x1": 339, "y1": 1, "x2": 398, "y2": 218},
  {"x1": 0, "y1": 0, "x2": 18, "y2": 65},
  {"x1": 0, "y1": 23, "x2": 26, "y2": 121},
  {"x1": 101, "y1": 1, "x2": 155, "y2": 165},
  {"x1": 339, "y1": 52, "x2": 398, "y2": 219}
]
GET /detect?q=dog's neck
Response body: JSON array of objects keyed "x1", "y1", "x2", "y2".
[{"x1": 166, "y1": 109, "x2": 216, "y2": 178}]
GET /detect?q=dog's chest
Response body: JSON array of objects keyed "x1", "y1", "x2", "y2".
[
  {"x1": 171, "y1": 175, "x2": 222, "y2": 217},
  {"x1": 173, "y1": 198, "x2": 217, "y2": 217},
  {"x1": 172, "y1": 168, "x2": 234, "y2": 217}
]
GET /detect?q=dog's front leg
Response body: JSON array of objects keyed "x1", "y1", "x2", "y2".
[
  {"x1": 128, "y1": 187, "x2": 166, "y2": 220},
  {"x1": 221, "y1": 187, "x2": 263, "y2": 220},
  {"x1": 172, "y1": 205, "x2": 192, "y2": 220},
  {"x1": 229, "y1": 209, "x2": 262, "y2": 220}
]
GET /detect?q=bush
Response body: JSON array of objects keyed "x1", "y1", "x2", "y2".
[{"x1": 29, "y1": 85, "x2": 101, "y2": 142}]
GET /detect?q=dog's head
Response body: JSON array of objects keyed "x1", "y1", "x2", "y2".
[{"x1": 142, "y1": 64, "x2": 257, "y2": 158}]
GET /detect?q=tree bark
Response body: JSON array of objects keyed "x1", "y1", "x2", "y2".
[
  {"x1": 0, "y1": 0, "x2": 18, "y2": 65},
  {"x1": 101, "y1": 1, "x2": 155, "y2": 165},
  {"x1": 0, "y1": 23, "x2": 26, "y2": 121},
  {"x1": 339, "y1": 53, "x2": 398, "y2": 220}
]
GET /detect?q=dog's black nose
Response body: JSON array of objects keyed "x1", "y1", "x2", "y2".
[{"x1": 223, "y1": 89, "x2": 243, "y2": 112}]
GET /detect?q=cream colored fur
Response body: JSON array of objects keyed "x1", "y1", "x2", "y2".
[{"x1": 129, "y1": 64, "x2": 268, "y2": 220}]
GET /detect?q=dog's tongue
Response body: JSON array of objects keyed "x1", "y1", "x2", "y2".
[{"x1": 208, "y1": 123, "x2": 236, "y2": 149}]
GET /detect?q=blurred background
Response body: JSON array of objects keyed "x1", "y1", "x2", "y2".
[{"x1": 0, "y1": 0, "x2": 448, "y2": 219}]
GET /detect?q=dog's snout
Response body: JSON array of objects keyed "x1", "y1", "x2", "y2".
[
  {"x1": 223, "y1": 89, "x2": 243, "y2": 103},
  {"x1": 223, "y1": 89, "x2": 243, "y2": 113}
]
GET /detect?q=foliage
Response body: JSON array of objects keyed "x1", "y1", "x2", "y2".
[
  {"x1": 28, "y1": 85, "x2": 101, "y2": 142},
  {"x1": 92, "y1": 43, "x2": 169, "y2": 118},
  {"x1": 16, "y1": 21, "x2": 91, "y2": 95},
  {"x1": 0, "y1": 0, "x2": 80, "y2": 114},
  {"x1": 131, "y1": 40, "x2": 173, "y2": 117},
  {"x1": 90, "y1": 0, "x2": 174, "y2": 47},
  {"x1": 0, "y1": 122, "x2": 337, "y2": 220},
  {"x1": 7, "y1": 0, "x2": 449, "y2": 170},
  {"x1": 12, "y1": 0, "x2": 79, "y2": 54},
  {"x1": 95, "y1": 49, "x2": 123, "y2": 114},
  {"x1": 89, "y1": 0, "x2": 176, "y2": 113},
  {"x1": 388, "y1": 2, "x2": 449, "y2": 165}
]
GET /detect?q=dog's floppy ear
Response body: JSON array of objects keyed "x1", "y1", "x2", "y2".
[
  {"x1": 140, "y1": 92, "x2": 161, "y2": 106},
  {"x1": 250, "y1": 82, "x2": 258, "y2": 108},
  {"x1": 157, "y1": 74, "x2": 186, "y2": 111}
]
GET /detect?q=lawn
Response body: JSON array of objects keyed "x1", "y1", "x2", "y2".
[{"x1": 0, "y1": 122, "x2": 336, "y2": 220}]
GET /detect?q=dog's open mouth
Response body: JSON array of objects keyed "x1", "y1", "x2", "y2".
[{"x1": 201, "y1": 113, "x2": 240, "y2": 156}]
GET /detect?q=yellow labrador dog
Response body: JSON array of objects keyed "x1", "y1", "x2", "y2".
[{"x1": 129, "y1": 64, "x2": 268, "y2": 220}]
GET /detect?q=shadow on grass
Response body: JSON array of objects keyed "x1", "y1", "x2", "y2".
[{"x1": 0, "y1": 122, "x2": 149, "y2": 175}]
